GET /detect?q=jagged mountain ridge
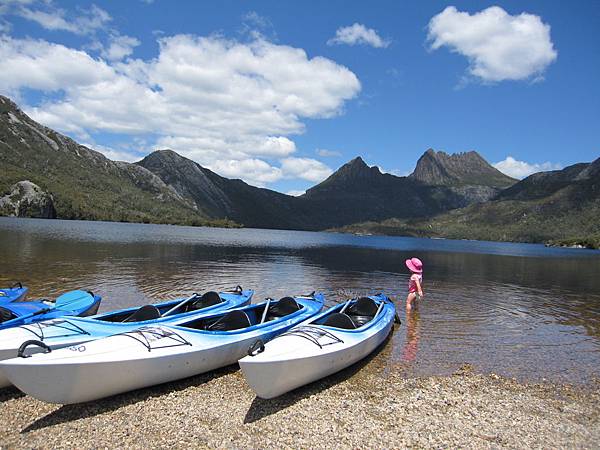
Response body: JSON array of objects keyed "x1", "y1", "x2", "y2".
[
  {"x1": 1, "y1": 94, "x2": 544, "y2": 232},
  {"x1": 336, "y1": 157, "x2": 600, "y2": 246},
  {"x1": 301, "y1": 153, "x2": 515, "y2": 226},
  {"x1": 410, "y1": 148, "x2": 515, "y2": 188}
]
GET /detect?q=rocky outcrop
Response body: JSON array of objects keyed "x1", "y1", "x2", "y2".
[
  {"x1": 0, "y1": 181, "x2": 56, "y2": 218},
  {"x1": 407, "y1": 149, "x2": 516, "y2": 204},
  {"x1": 410, "y1": 149, "x2": 515, "y2": 188}
]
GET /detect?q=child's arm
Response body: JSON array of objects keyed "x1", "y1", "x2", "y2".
[{"x1": 414, "y1": 277, "x2": 424, "y2": 298}]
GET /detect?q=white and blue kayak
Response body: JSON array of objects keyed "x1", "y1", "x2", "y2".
[
  {"x1": 239, "y1": 294, "x2": 398, "y2": 399},
  {"x1": 0, "y1": 287, "x2": 252, "y2": 388},
  {"x1": 0, "y1": 293, "x2": 324, "y2": 403},
  {"x1": 0, "y1": 283, "x2": 28, "y2": 304}
]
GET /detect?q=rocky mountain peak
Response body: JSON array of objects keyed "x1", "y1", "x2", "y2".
[
  {"x1": 304, "y1": 156, "x2": 385, "y2": 198},
  {"x1": 410, "y1": 149, "x2": 515, "y2": 188},
  {"x1": 331, "y1": 156, "x2": 381, "y2": 179}
]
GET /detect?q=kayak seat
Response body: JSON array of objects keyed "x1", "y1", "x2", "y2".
[
  {"x1": 322, "y1": 312, "x2": 357, "y2": 330},
  {"x1": 347, "y1": 297, "x2": 378, "y2": 316},
  {"x1": 347, "y1": 315, "x2": 373, "y2": 327},
  {"x1": 188, "y1": 291, "x2": 223, "y2": 311},
  {"x1": 123, "y1": 305, "x2": 161, "y2": 322},
  {"x1": 346, "y1": 297, "x2": 378, "y2": 327},
  {"x1": 265, "y1": 296, "x2": 301, "y2": 321},
  {"x1": 208, "y1": 310, "x2": 251, "y2": 331}
]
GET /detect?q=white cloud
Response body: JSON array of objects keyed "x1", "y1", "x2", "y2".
[
  {"x1": 328, "y1": 23, "x2": 390, "y2": 48},
  {"x1": 101, "y1": 34, "x2": 140, "y2": 61},
  {"x1": 0, "y1": 36, "x2": 114, "y2": 94},
  {"x1": 427, "y1": 6, "x2": 557, "y2": 82},
  {"x1": 280, "y1": 157, "x2": 333, "y2": 182},
  {"x1": 82, "y1": 142, "x2": 140, "y2": 162},
  {"x1": 380, "y1": 167, "x2": 407, "y2": 177},
  {"x1": 0, "y1": 34, "x2": 360, "y2": 187},
  {"x1": 286, "y1": 189, "x2": 305, "y2": 197},
  {"x1": 493, "y1": 156, "x2": 562, "y2": 179},
  {"x1": 12, "y1": 3, "x2": 111, "y2": 35},
  {"x1": 316, "y1": 148, "x2": 341, "y2": 157},
  {"x1": 209, "y1": 158, "x2": 283, "y2": 187}
]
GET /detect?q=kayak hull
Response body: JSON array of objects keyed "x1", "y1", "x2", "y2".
[
  {"x1": 3, "y1": 332, "x2": 272, "y2": 403},
  {"x1": 0, "y1": 294, "x2": 324, "y2": 403},
  {"x1": 0, "y1": 289, "x2": 253, "y2": 389},
  {"x1": 239, "y1": 294, "x2": 395, "y2": 399}
]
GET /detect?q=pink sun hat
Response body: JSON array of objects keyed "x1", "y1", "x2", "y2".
[{"x1": 405, "y1": 257, "x2": 423, "y2": 273}]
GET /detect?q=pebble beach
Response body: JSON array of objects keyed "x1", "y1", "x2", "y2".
[{"x1": 1, "y1": 347, "x2": 598, "y2": 449}]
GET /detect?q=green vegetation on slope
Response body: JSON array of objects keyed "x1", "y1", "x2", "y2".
[{"x1": 333, "y1": 198, "x2": 600, "y2": 249}]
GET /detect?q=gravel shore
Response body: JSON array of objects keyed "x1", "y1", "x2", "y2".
[{"x1": 1, "y1": 354, "x2": 598, "y2": 449}]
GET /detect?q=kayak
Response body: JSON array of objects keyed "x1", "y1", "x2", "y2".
[
  {"x1": 0, "y1": 290, "x2": 101, "y2": 331},
  {"x1": 0, "y1": 287, "x2": 253, "y2": 388},
  {"x1": 0, "y1": 293, "x2": 324, "y2": 404},
  {"x1": 239, "y1": 294, "x2": 397, "y2": 399},
  {"x1": 0, "y1": 283, "x2": 28, "y2": 304}
]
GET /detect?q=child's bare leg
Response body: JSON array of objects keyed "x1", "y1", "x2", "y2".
[{"x1": 406, "y1": 292, "x2": 416, "y2": 311}]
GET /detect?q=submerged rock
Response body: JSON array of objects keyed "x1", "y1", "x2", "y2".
[{"x1": 0, "y1": 180, "x2": 56, "y2": 218}]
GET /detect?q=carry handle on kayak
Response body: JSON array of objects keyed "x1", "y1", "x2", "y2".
[
  {"x1": 260, "y1": 298, "x2": 272, "y2": 324},
  {"x1": 161, "y1": 293, "x2": 199, "y2": 318},
  {"x1": 225, "y1": 285, "x2": 243, "y2": 294},
  {"x1": 248, "y1": 339, "x2": 265, "y2": 356},
  {"x1": 17, "y1": 340, "x2": 52, "y2": 358},
  {"x1": 11, "y1": 282, "x2": 23, "y2": 289}
]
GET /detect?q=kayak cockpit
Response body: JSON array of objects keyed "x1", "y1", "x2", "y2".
[
  {"x1": 181, "y1": 296, "x2": 303, "y2": 332},
  {"x1": 314, "y1": 296, "x2": 383, "y2": 330},
  {"x1": 97, "y1": 291, "x2": 225, "y2": 323}
]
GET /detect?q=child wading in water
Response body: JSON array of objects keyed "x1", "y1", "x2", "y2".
[{"x1": 405, "y1": 257, "x2": 424, "y2": 312}]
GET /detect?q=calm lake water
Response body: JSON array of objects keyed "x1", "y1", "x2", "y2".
[{"x1": 1, "y1": 217, "x2": 600, "y2": 383}]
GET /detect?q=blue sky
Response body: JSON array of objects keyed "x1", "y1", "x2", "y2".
[{"x1": 0, "y1": 1, "x2": 598, "y2": 194}]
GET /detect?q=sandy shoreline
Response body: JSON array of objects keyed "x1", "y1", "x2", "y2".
[{"x1": 1, "y1": 356, "x2": 598, "y2": 449}]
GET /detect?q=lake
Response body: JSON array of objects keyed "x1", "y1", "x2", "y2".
[{"x1": 1, "y1": 217, "x2": 599, "y2": 383}]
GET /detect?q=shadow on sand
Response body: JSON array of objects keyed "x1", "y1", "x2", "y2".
[
  {"x1": 21, "y1": 364, "x2": 239, "y2": 434},
  {"x1": 243, "y1": 327, "x2": 396, "y2": 424},
  {"x1": 0, "y1": 385, "x2": 26, "y2": 402}
]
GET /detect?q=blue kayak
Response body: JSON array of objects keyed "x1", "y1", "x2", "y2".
[
  {"x1": 0, "y1": 290, "x2": 101, "y2": 330},
  {"x1": 0, "y1": 287, "x2": 253, "y2": 387},
  {"x1": 0, "y1": 283, "x2": 28, "y2": 304}
]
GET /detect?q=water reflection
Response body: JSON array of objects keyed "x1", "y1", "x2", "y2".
[
  {"x1": 402, "y1": 311, "x2": 420, "y2": 362},
  {"x1": 1, "y1": 217, "x2": 599, "y2": 383}
]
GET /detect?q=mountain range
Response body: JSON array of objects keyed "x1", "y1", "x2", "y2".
[
  {"x1": 1, "y1": 94, "x2": 598, "y2": 247},
  {"x1": 338, "y1": 158, "x2": 600, "y2": 247}
]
